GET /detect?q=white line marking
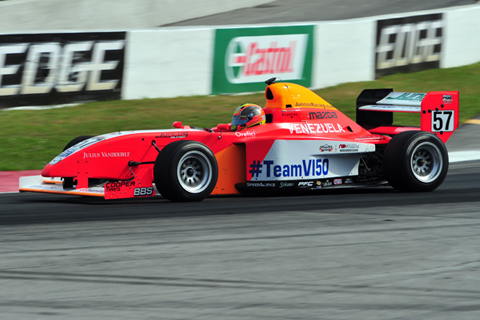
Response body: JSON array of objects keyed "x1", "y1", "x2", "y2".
[{"x1": 448, "y1": 151, "x2": 480, "y2": 163}]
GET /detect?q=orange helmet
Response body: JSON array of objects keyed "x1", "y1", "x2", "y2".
[{"x1": 231, "y1": 104, "x2": 266, "y2": 131}]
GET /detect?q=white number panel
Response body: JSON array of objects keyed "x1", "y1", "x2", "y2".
[{"x1": 431, "y1": 110, "x2": 454, "y2": 132}]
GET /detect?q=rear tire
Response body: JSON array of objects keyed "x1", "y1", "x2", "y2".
[
  {"x1": 383, "y1": 131, "x2": 448, "y2": 192},
  {"x1": 154, "y1": 141, "x2": 218, "y2": 202}
]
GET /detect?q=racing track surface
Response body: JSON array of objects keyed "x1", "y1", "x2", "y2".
[
  {"x1": 1, "y1": 160, "x2": 480, "y2": 319},
  {"x1": 165, "y1": 0, "x2": 478, "y2": 26}
]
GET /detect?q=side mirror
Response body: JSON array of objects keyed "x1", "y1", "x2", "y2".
[
  {"x1": 217, "y1": 124, "x2": 230, "y2": 132},
  {"x1": 172, "y1": 121, "x2": 182, "y2": 129}
]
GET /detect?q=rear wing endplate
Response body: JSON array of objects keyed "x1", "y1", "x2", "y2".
[{"x1": 356, "y1": 89, "x2": 459, "y2": 143}]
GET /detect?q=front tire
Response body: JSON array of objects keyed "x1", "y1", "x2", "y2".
[
  {"x1": 383, "y1": 131, "x2": 448, "y2": 192},
  {"x1": 63, "y1": 135, "x2": 93, "y2": 151},
  {"x1": 154, "y1": 141, "x2": 218, "y2": 202}
]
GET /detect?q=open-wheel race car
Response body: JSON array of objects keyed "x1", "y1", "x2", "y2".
[{"x1": 20, "y1": 78, "x2": 459, "y2": 201}]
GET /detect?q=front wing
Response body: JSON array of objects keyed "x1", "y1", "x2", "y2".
[
  {"x1": 19, "y1": 176, "x2": 157, "y2": 199},
  {"x1": 19, "y1": 176, "x2": 104, "y2": 197}
]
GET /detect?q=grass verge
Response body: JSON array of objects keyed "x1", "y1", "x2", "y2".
[{"x1": 1, "y1": 62, "x2": 479, "y2": 171}]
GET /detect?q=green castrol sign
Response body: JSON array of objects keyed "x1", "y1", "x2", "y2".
[{"x1": 212, "y1": 26, "x2": 314, "y2": 94}]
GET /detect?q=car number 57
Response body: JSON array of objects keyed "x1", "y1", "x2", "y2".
[{"x1": 431, "y1": 110, "x2": 454, "y2": 132}]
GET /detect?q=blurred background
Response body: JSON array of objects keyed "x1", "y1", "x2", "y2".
[{"x1": 0, "y1": 0, "x2": 479, "y2": 108}]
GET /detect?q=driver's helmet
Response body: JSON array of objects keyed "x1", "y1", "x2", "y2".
[{"x1": 231, "y1": 104, "x2": 266, "y2": 131}]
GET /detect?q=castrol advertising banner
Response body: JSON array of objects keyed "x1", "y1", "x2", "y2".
[{"x1": 212, "y1": 26, "x2": 314, "y2": 94}]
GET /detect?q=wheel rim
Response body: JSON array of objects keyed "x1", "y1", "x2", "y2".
[
  {"x1": 177, "y1": 151, "x2": 212, "y2": 193},
  {"x1": 410, "y1": 142, "x2": 443, "y2": 183}
]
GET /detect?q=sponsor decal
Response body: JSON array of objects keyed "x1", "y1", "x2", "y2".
[
  {"x1": 339, "y1": 144, "x2": 359, "y2": 152},
  {"x1": 319, "y1": 144, "x2": 334, "y2": 152},
  {"x1": 83, "y1": 151, "x2": 130, "y2": 159},
  {"x1": 295, "y1": 102, "x2": 333, "y2": 109},
  {"x1": 289, "y1": 123, "x2": 345, "y2": 134},
  {"x1": 246, "y1": 182, "x2": 276, "y2": 188},
  {"x1": 235, "y1": 131, "x2": 256, "y2": 138},
  {"x1": 212, "y1": 26, "x2": 314, "y2": 94},
  {"x1": 156, "y1": 133, "x2": 189, "y2": 139},
  {"x1": 105, "y1": 180, "x2": 135, "y2": 192},
  {"x1": 381, "y1": 92, "x2": 426, "y2": 105},
  {"x1": 229, "y1": 38, "x2": 296, "y2": 80},
  {"x1": 133, "y1": 187, "x2": 154, "y2": 197},
  {"x1": 376, "y1": 14, "x2": 443, "y2": 78},
  {"x1": 296, "y1": 180, "x2": 322, "y2": 189},
  {"x1": 279, "y1": 182, "x2": 295, "y2": 188},
  {"x1": 323, "y1": 180, "x2": 333, "y2": 187},
  {"x1": 355, "y1": 135, "x2": 386, "y2": 141},
  {"x1": 442, "y1": 95, "x2": 452, "y2": 104},
  {"x1": 345, "y1": 178, "x2": 353, "y2": 184},
  {"x1": 282, "y1": 111, "x2": 299, "y2": 117},
  {"x1": 308, "y1": 111, "x2": 337, "y2": 120},
  {"x1": 249, "y1": 140, "x2": 362, "y2": 181},
  {"x1": 0, "y1": 32, "x2": 125, "y2": 108},
  {"x1": 334, "y1": 178, "x2": 342, "y2": 185},
  {"x1": 249, "y1": 159, "x2": 329, "y2": 179},
  {"x1": 104, "y1": 180, "x2": 155, "y2": 199},
  {"x1": 297, "y1": 181, "x2": 314, "y2": 188}
]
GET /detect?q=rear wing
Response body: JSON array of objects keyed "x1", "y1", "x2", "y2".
[{"x1": 356, "y1": 89, "x2": 459, "y2": 143}]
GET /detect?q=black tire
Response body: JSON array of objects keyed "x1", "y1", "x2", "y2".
[
  {"x1": 383, "y1": 131, "x2": 448, "y2": 192},
  {"x1": 62, "y1": 136, "x2": 92, "y2": 188},
  {"x1": 63, "y1": 135, "x2": 93, "y2": 151},
  {"x1": 154, "y1": 141, "x2": 218, "y2": 202}
]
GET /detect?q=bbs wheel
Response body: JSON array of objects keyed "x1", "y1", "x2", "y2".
[
  {"x1": 154, "y1": 141, "x2": 218, "y2": 202},
  {"x1": 383, "y1": 131, "x2": 448, "y2": 192}
]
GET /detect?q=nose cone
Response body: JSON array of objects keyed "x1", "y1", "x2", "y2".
[{"x1": 41, "y1": 163, "x2": 54, "y2": 177}]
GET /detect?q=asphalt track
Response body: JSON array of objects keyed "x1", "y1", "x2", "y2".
[
  {"x1": 165, "y1": 0, "x2": 478, "y2": 26},
  {"x1": 1, "y1": 158, "x2": 480, "y2": 319},
  {"x1": 2, "y1": 1, "x2": 480, "y2": 319}
]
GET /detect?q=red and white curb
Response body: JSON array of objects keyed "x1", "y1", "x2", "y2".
[{"x1": 0, "y1": 170, "x2": 42, "y2": 194}]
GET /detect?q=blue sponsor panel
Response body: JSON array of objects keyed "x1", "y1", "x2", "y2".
[
  {"x1": 247, "y1": 139, "x2": 371, "y2": 181},
  {"x1": 262, "y1": 159, "x2": 329, "y2": 178},
  {"x1": 249, "y1": 156, "x2": 359, "y2": 181}
]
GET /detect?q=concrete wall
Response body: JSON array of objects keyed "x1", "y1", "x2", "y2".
[
  {"x1": 0, "y1": 0, "x2": 274, "y2": 32},
  {"x1": 313, "y1": 19, "x2": 376, "y2": 89},
  {"x1": 442, "y1": 5, "x2": 480, "y2": 68},
  {"x1": 122, "y1": 4, "x2": 480, "y2": 99},
  {"x1": 124, "y1": 28, "x2": 214, "y2": 99},
  {"x1": 123, "y1": 20, "x2": 379, "y2": 99}
]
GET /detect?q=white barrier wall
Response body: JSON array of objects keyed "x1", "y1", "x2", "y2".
[
  {"x1": 313, "y1": 20, "x2": 376, "y2": 89},
  {"x1": 0, "y1": 0, "x2": 274, "y2": 32},
  {"x1": 122, "y1": 4, "x2": 480, "y2": 100},
  {"x1": 442, "y1": 6, "x2": 480, "y2": 68},
  {"x1": 124, "y1": 28, "x2": 214, "y2": 99},
  {"x1": 123, "y1": 20, "x2": 378, "y2": 100}
]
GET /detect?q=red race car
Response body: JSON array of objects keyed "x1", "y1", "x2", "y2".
[{"x1": 20, "y1": 78, "x2": 459, "y2": 201}]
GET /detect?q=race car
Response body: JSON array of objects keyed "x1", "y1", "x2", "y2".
[{"x1": 19, "y1": 78, "x2": 459, "y2": 201}]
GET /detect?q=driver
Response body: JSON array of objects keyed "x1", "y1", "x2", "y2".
[{"x1": 230, "y1": 104, "x2": 266, "y2": 131}]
